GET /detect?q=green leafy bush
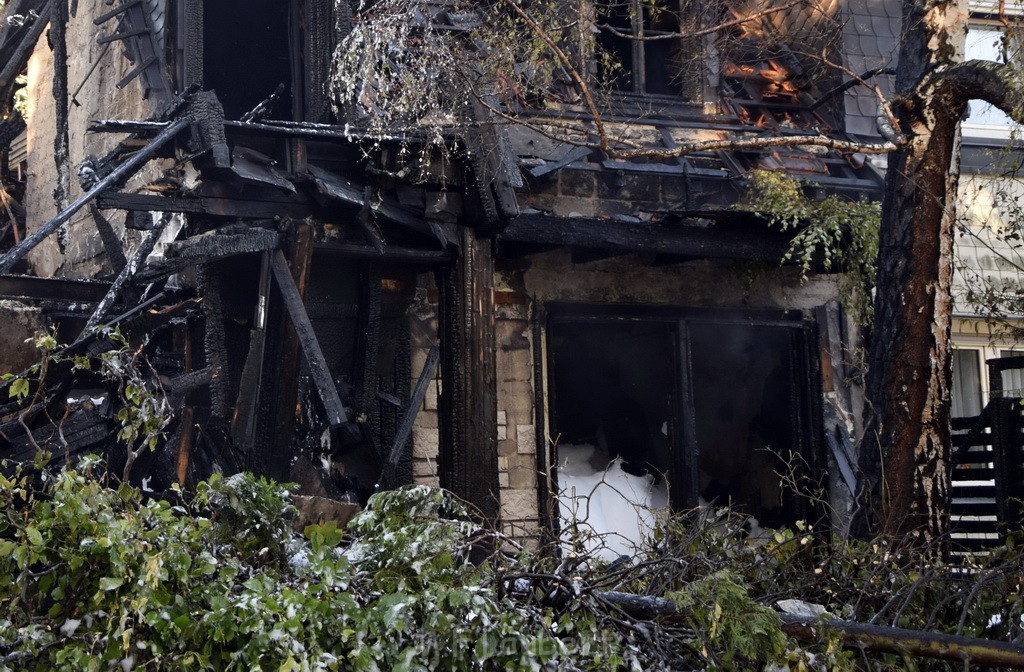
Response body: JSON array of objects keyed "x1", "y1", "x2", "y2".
[
  {"x1": 747, "y1": 169, "x2": 880, "y2": 323},
  {"x1": 0, "y1": 469, "x2": 654, "y2": 671},
  {"x1": 2, "y1": 465, "x2": 1020, "y2": 671}
]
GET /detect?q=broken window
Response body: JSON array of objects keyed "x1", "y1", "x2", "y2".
[
  {"x1": 597, "y1": 0, "x2": 687, "y2": 96},
  {"x1": 547, "y1": 307, "x2": 819, "y2": 547}
]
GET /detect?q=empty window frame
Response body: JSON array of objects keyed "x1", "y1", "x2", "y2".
[
  {"x1": 546, "y1": 307, "x2": 821, "y2": 531},
  {"x1": 597, "y1": 0, "x2": 687, "y2": 96}
]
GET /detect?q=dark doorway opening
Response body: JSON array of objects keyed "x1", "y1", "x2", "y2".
[
  {"x1": 689, "y1": 322, "x2": 803, "y2": 528},
  {"x1": 548, "y1": 319, "x2": 677, "y2": 485},
  {"x1": 203, "y1": 0, "x2": 294, "y2": 120}
]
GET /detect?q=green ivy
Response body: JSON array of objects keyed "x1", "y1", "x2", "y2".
[{"x1": 746, "y1": 170, "x2": 880, "y2": 324}]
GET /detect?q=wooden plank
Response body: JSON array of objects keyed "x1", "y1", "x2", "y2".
[{"x1": 271, "y1": 248, "x2": 349, "y2": 426}]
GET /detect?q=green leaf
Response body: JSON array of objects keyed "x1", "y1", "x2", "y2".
[
  {"x1": 99, "y1": 576, "x2": 124, "y2": 591},
  {"x1": 25, "y1": 526, "x2": 43, "y2": 546},
  {"x1": 8, "y1": 377, "x2": 29, "y2": 400}
]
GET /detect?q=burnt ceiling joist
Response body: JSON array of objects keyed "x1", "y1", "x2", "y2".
[{"x1": 497, "y1": 213, "x2": 793, "y2": 263}]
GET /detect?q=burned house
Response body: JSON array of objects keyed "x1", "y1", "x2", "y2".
[{"x1": 0, "y1": 0, "x2": 899, "y2": 543}]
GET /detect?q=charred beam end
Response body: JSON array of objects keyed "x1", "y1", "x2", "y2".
[
  {"x1": 0, "y1": 115, "x2": 193, "y2": 275},
  {"x1": 185, "y1": 91, "x2": 230, "y2": 168},
  {"x1": 497, "y1": 214, "x2": 792, "y2": 262},
  {"x1": 270, "y1": 249, "x2": 349, "y2": 426},
  {"x1": 163, "y1": 227, "x2": 280, "y2": 260},
  {"x1": 82, "y1": 215, "x2": 166, "y2": 334}
]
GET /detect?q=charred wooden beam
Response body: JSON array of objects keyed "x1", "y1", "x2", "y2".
[
  {"x1": 498, "y1": 213, "x2": 793, "y2": 262},
  {"x1": 96, "y1": 191, "x2": 316, "y2": 220},
  {"x1": 163, "y1": 226, "x2": 280, "y2": 260},
  {"x1": 528, "y1": 146, "x2": 592, "y2": 179},
  {"x1": 313, "y1": 242, "x2": 453, "y2": 264},
  {"x1": 309, "y1": 165, "x2": 457, "y2": 248},
  {"x1": 381, "y1": 345, "x2": 439, "y2": 489},
  {"x1": 164, "y1": 366, "x2": 214, "y2": 404},
  {"x1": 0, "y1": 115, "x2": 192, "y2": 274},
  {"x1": 0, "y1": 274, "x2": 110, "y2": 302},
  {"x1": 437, "y1": 228, "x2": 500, "y2": 520},
  {"x1": 88, "y1": 204, "x2": 128, "y2": 272},
  {"x1": 240, "y1": 83, "x2": 285, "y2": 123},
  {"x1": 247, "y1": 228, "x2": 315, "y2": 480},
  {"x1": 82, "y1": 215, "x2": 166, "y2": 334},
  {"x1": 271, "y1": 248, "x2": 349, "y2": 426}
]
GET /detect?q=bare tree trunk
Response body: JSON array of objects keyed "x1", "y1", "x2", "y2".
[{"x1": 859, "y1": 0, "x2": 968, "y2": 539}]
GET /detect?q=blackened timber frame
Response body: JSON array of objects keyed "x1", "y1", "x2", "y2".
[
  {"x1": 543, "y1": 303, "x2": 824, "y2": 525},
  {"x1": 437, "y1": 228, "x2": 501, "y2": 520}
]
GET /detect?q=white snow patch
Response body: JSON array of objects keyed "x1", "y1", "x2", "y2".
[
  {"x1": 60, "y1": 618, "x2": 81, "y2": 636},
  {"x1": 557, "y1": 444, "x2": 668, "y2": 563}
]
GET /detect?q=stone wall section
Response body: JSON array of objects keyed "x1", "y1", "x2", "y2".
[
  {"x1": 495, "y1": 297, "x2": 541, "y2": 540},
  {"x1": 23, "y1": 0, "x2": 160, "y2": 278}
]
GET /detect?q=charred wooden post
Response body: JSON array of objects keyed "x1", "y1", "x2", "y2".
[
  {"x1": 88, "y1": 204, "x2": 128, "y2": 272},
  {"x1": 50, "y1": 0, "x2": 71, "y2": 236},
  {"x1": 354, "y1": 264, "x2": 383, "y2": 430},
  {"x1": 246, "y1": 224, "x2": 315, "y2": 480},
  {"x1": 437, "y1": 228, "x2": 500, "y2": 520},
  {"x1": 232, "y1": 251, "x2": 271, "y2": 449}
]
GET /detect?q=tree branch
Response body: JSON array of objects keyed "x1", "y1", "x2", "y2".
[{"x1": 938, "y1": 59, "x2": 1024, "y2": 124}]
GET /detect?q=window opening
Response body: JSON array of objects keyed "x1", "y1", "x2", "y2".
[
  {"x1": 203, "y1": 0, "x2": 295, "y2": 120},
  {"x1": 964, "y1": 21, "x2": 1022, "y2": 131},
  {"x1": 548, "y1": 319, "x2": 675, "y2": 560},
  {"x1": 597, "y1": 0, "x2": 685, "y2": 96},
  {"x1": 999, "y1": 348, "x2": 1024, "y2": 396},
  {"x1": 547, "y1": 309, "x2": 817, "y2": 554},
  {"x1": 952, "y1": 348, "x2": 984, "y2": 418},
  {"x1": 688, "y1": 322, "x2": 803, "y2": 529}
]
